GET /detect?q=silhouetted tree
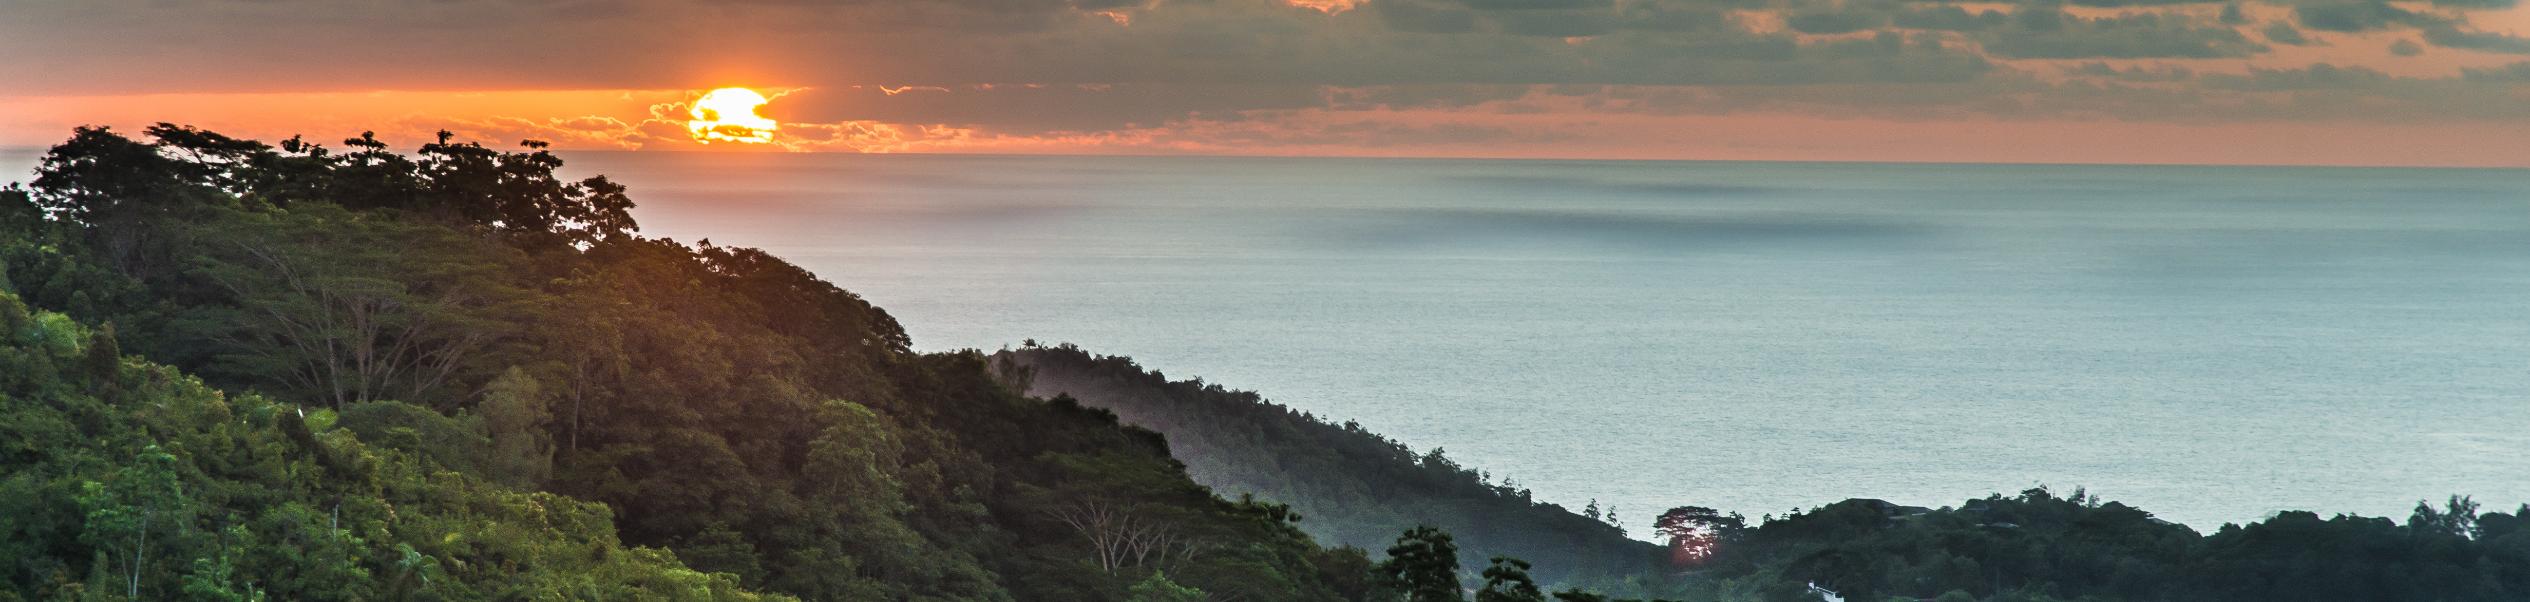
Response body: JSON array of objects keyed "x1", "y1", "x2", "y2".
[
  {"x1": 1377, "y1": 526, "x2": 1465, "y2": 602},
  {"x1": 1653, "y1": 506, "x2": 1741, "y2": 567},
  {"x1": 1477, "y1": 556, "x2": 1545, "y2": 602},
  {"x1": 2409, "y1": 495, "x2": 2481, "y2": 539}
]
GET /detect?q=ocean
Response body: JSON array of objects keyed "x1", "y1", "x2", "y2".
[{"x1": 13, "y1": 149, "x2": 2530, "y2": 533}]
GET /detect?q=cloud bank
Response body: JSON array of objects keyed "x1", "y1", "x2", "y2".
[{"x1": 2, "y1": 0, "x2": 2526, "y2": 164}]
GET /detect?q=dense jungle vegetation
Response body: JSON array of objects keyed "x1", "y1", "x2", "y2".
[{"x1": 2, "y1": 124, "x2": 2523, "y2": 602}]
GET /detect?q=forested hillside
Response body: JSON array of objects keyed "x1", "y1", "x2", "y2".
[
  {"x1": 987, "y1": 344, "x2": 2530, "y2": 602},
  {"x1": 1699, "y1": 488, "x2": 2530, "y2": 602},
  {"x1": 0, "y1": 125, "x2": 1363, "y2": 601},
  {"x1": 0, "y1": 290, "x2": 784, "y2": 601},
  {"x1": 991, "y1": 344, "x2": 1667, "y2": 591}
]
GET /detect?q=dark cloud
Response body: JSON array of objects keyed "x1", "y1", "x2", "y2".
[
  {"x1": 3, "y1": 0, "x2": 2526, "y2": 140},
  {"x1": 1458, "y1": 0, "x2": 1618, "y2": 10},
  {"x1": 1893, "y1": 6, "x2": 2007, "y2": 31},
  {"x1": 1978, "y1": 9, "x2": 2265, "y2": 58},
  {"x1": 1372, "y1": 0, "x2": 1484, "y2": 32},
  {"x1": 1784, "y1": 11, "x2": 1887, "y2": 34},
  {"x1": 2391, "y1": 38, "x2": 2426, "y2": 55},
  {"x1": 2427, "y1": 0, "x2": 2516, "y2": 8},
  {"x1": 2066, "y1": 62, "x2": 2198, "y2": 81},
  {"x1": 1611, "y1": 1, "x2": 1739, "y2": 31},
  {"x1": 2262, "y1": 21, "x2": 2317, "y2": 45},
  {"x1": 1490, "y1": 10, "x2": 1623, "y2": 36},
  {"x1": 2068, "y1": 0, "x2": 2229, "y2": 7},
  {"x1": 2053, "y1": 64, "x2": 2530, "y2": 121},
  {"x1": 2460, "y1": 62, "x2": 2530, "y2": 81},
  {"x1": 2420, "y1": 24, "x2": 2530, "y2": 54},
  {"x1": 2293, "y1": 0, "x2": 2434, "y2": 32}
]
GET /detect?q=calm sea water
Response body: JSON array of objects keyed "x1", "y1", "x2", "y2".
[{"x1": 12, "y1": 150, "x2": 2530, "y2": 532}]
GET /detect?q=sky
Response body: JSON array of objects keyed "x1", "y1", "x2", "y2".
[{"x1": 3, "y1": 0, "x2": 2528, "y2": 166}]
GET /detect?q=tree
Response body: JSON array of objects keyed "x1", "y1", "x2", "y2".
[
  {"x1": 27, "y1": 126, "x2": 230, "y2": 279},
  {"x1": 1476, "y1": 557, "x2": 1545, "y2": 602},
  {"x1": 1376, "y1": 526, "x2": 1464, "y2": 602},
  {"x1": 1653, "y1": 506, "x2": 1742, "y2": 568},
  {"x1": 2409, "y1": 495, "x2": 2481, "y2": 539},
  {"x1": 1048, "y1": 499, "x2": 1189, "y2": 574},
  {"x1": 179, "y1": 526, "x2": 267, "y2": 602},
  {"x1": 477, "y1": 367, "x2": 554, "y2": 488},
  {"x1": 1127, "y1": 571, "x2": 1208, "y2": 602},
  {"x1": 409, "y1": 132, "x2": 636, "y2": 248},
  {"x1": 76, "y1": 445, "x2": 190, "y2": 599},
  {"x1": 178, "y1": 204, "x2": 524, "y2": 409}
]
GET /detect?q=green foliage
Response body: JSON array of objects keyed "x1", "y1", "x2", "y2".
[
  {"x1": 337, "y1": 399, "x2": 488, "y2": 473},
  {"x1": 1126, "y1": 571, "x2": 1207, "y2": 602},
  {"x1": 0, "y1": 291, "x2": 787, "y2": 602},
  {"x1": 476, "y1": 367, "x2": 554, "y2": 488},
  {"x1": 170, "y1": 202, "x2": 529, "y2": 410},
  {"x1": 1477, "y1": 557, "x2": 1546, "y2": 602},
  {"x1": 5, "y1": 124, "x2": 1367, "y2": 601},
  {"x1": 1377, "y1": 526, "x2": 1466, "y2": 602},
  {"x1": 75, "y1": 445, "x2": 187, "y2": 600},
  {"x1": 1700, "y1": 487, "x2": 2530, "y2": 602}
]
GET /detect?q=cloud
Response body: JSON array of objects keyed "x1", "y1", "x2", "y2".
[
  {"x1": 2292, "y1": 0, "x2": 2434, "y2": 32},
  {"x1": 2427, "y1": 0, "x2": 2516, "y2": 8},
  {"x1": 1784, "y1": 11, "x2": 1888, "y2": 34},
  {"x1": 2420, "y1": 23, "x2": 2530, "y2": 54},
  {"x1": 1977, "y1": 9, "x2": 2266, "y2": 58},
  {"x1": 4, "y1": 0, "x2": 2529, "y2": 162},
  {"x1": 2262, "y1": 21, "x2": 2318, "y2": 45},
  {"x1": 2205, "y1": 63, "x2": 2398, "y2": 90},
  {"x1": 2220, "y1": 3, "x2": 2251, "y2": 24},
  {"x1": 2461, "y1": 61, "x2": 2530, "y2": 81},
  {"x1": 2065, "y1": 62, "x2": 2200, "y2": 81},
  {"x1": 1894, "y1": 6, "x2": 2009, "y2": 31}
]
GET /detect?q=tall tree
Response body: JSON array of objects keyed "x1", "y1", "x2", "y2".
[
  {"x1": 1377, "y1": 526, "x2": 1465, "y2": 602},
  {"x1": 177, "y1": 204, "x2": 525, "y2": 409},
  {"x1": 410, "y1": 133, "x2": 636, "y2": 248},
  {"x1": 75, "y1": 445, "x2": 190, "y2": 599},
  {"x1": 1653, "y1": 506, "x2": 1741, "y2": 568},
  {"x1": 477, "y1": 367, "x2": 554, "y2": 488},
  {"x1": 27, "y1": 126, "x2": 228, "y2": 279},
  {"x1": 1476, "y1": 557, "x2": 1546, "y2": 602}
]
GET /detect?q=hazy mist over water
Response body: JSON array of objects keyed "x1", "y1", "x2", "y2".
[{"x1": 12, "y1": 149, "x2": 2529, "y2": 533}]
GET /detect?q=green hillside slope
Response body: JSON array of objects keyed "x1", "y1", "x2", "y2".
[{"x1": 992, "y1": 344, "x2": 1666, "y2": 592}]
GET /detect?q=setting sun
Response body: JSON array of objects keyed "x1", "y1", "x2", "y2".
[{"x1": 687, "y1": 87, "x2": 777, "y2": 144}]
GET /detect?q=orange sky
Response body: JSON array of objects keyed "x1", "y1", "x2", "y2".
[{"x1": 3, "y1": 0, "x2": 2527, "y2": 167}]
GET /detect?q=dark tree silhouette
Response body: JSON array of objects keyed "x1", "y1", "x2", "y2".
[
  {"x1": 1652, "y1": 506, "x2": 1742, "y2": 568},
  {"x1": 1378, "y1": 526, "x2": 1466, "y2": 602},
  {"x1": 1476, "y1": 556, "x2": 1545, "y2": 602}
]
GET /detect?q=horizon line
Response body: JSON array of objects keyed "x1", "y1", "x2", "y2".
[{"x1": 7, "y1": 144, "x2": 2529, "y2": 173}]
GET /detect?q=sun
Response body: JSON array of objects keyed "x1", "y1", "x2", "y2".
[{"x1": 687, "y1": 87, "x2": 778, "y2": 144}]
